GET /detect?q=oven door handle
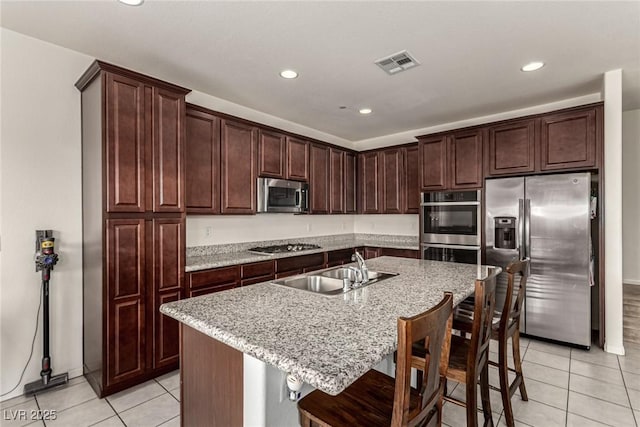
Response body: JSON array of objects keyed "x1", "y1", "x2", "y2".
[
  {"x1": 421, "y1": 243, "x2": 481, "y2": 250},
  {"x1": 420, "y1": 201, "x2": 481, "y2": 207}
]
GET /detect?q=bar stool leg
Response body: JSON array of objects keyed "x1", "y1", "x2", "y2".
[
  {"x1": 479, "y1": 363, "x2": 494, "y2": 427},
  {"x1": 498, "y1": 336, "x2": 515, "y2": 427},
  {"x1": 466, "y1": 372, "x2": 478, "y2": 427},
  {"x1": 512, "y1": 331, "x2": 528, "y2": 401}
]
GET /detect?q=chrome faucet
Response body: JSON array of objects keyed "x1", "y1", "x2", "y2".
[{"x1": 350, "y1": 250, "x2": 369, "y2": 286}]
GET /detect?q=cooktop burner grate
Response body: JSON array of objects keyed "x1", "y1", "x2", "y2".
[{"x1": 248, "y1": 243, "x2": 322, "y2": 255}]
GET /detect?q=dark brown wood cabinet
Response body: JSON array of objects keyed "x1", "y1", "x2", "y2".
[
  {"x1": 345, "y1": 152, "x2": 357, "y2": 214},
  {"x1": 449, "y1": 130, "x2": 483, "y2": 189},
  {"x1": 359, "y1": 151, "x2": 382, "y2": 213},
  {"x1": 487, "y1": 119, "x2": 536, "y2": 176},
  {"x1": 540, "y1": 108, "x2": 597, "y2": 171},
  {"x1": 287, "y1": 137, "x2": 310, "y2": 181},
  {"x1": 403, "y1": 145, "x2": 420, "y2": 214},
  {"x1": 258, "y1": 130, "x2": 287, "y2": 179},
  {"x1": 326, "y1": 248, "x2": 355, "y2": 267},
  {"x1": 221, "y1": 119, "x2": 258, "y2": 214},
  {"x1": 275, "y1": 253, "x2": 327, "y2": 278},
  {"x1": 418, "y1": 131, "x2": 483, "y2": 191},
  {"x1": 363, "y1": 247, "x2": 382, "y2": 260},
  {"x1": 150, "y1": 218, "x2": 184, "y2": 369},
  {"x1": 418, "y1": 135, "x2": 448, "y2": 191},
  {"x1": 485, "y1": 104, "x2": 602, "y2": 177},
  {"x1": 76, "y1": 61, "x2": 190, "y2": 397},
  {"x1": 330, "y1": 149, "x2": 345, "y2": 214},
  {"x1": 187, "y1": 265, "x2": 240, "y2": 297},
  {"x1": 310, "y1": 144, "x2": 330, "y2": 214},
  {"x1": 185, "y1": 106, "x2": 220, "y2": 213},
  {"x1": 380, "y1": 148, "x2": 403, "y2": 214},
  {"x1": 240, "y1": 261, "x2": 275, "y2": 286}
]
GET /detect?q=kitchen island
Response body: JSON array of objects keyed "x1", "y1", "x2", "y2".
[{"x1": 161, "y1": 257, "x2": 494, "y2": 426}]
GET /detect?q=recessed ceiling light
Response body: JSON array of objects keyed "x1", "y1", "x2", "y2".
[
  {"x1": 118, "y1": 0, "x2": 144, "y2": 5},
  {"x1": 280, "y1": 70, "x2": 298, "y2": 79},
  {"x1": 521, "y1": 61, "x2": 545, "y2": 72},
  {"x1": 359, "y1": 108, "x2": 372, "y2": 115}
]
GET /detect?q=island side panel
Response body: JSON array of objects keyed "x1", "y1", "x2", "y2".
[{"x1": 181, "y1": 324, "x2": 243, "y2": 426}]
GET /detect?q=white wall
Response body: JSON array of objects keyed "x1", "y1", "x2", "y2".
[
  {"x1": 623, "y1": 109, "x2": 640, "y2": 285},
  {"x1": 353, "y1": 215, "x2": 418, "y2": 236},
  {"x1": 604, "y1": 69, "x2": 625, "y2": 355},
  {"x1": 0, "y1": 29, "x2": 93, "y2": 400},
  {"x1": 187, "y1": 215, "x2": 355, "y2": 246}
]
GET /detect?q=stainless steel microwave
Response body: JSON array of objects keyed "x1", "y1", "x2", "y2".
[{"x1": 257, "y1": 178, "x2": 309, "y2": 213}]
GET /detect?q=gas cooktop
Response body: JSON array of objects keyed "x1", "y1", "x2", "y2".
[{"x1": 248, "y1": 243, "x2": 322, "y2": 255}]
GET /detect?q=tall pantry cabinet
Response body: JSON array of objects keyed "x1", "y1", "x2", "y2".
[{"x1": 76, "y1": 61, "x2": 190, "y2": 397}]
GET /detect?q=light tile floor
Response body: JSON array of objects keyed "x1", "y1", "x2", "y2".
[{"x1": 1, "y1": 338, "x2": 639, "y2": 426}]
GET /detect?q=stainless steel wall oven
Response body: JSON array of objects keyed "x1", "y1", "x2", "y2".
[{"x1": 421, "y1": 190, "x2": 481, "y2": 264}]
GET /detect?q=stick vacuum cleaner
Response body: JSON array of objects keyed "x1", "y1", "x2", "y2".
[{"x1": 24, "y1": 231, "x2": 68, "y2": 395}]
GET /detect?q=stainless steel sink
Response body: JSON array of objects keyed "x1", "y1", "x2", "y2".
[{"x1": 271, "y1": 267, "x2": 398, "y2": 296}]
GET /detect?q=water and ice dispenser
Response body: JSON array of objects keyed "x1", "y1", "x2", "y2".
[{"x1": 494, "y1": 217, "x2": 516, "y2": 249}]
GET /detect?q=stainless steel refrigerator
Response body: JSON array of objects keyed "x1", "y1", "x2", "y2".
[{"x1": 485, "y1": 172, "x2": 591, "y2": 347}]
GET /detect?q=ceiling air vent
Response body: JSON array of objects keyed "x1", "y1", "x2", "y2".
[{"x1": 374, "y1": 50, "x2": 420, "y2": 75}]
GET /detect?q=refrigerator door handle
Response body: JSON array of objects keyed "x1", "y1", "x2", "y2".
[
  {"x1": 524, "y1": 198, "x2": 532, "y2": 274},
  {"x1": 518, "y1": 198, "x2": 525, "y2": 260}
]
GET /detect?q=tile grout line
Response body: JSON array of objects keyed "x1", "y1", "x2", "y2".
[
  {"x1": 618, "y1": 354, "x2": 639, "y2": 427},
  {"x1": 99, "y1": 398, "x2": 127, "y2": 427},
  {"x1": 154, "y1": 378, "x2": 179, "y2": 403},
  {"x1": 565, "y1": 350, "x2": 571, "y2": 427}
]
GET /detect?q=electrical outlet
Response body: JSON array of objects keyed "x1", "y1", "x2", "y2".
[{"x1": 205, "y1": 227, "x2": 214, "y2": 238}]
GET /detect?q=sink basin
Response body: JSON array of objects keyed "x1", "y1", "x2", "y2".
[
  {"x1": 273, "y1": 275, "x2": 345, "y2": 295},
  {"x1": 271, "y1": 267, "x2": 398, "y2": 296}
]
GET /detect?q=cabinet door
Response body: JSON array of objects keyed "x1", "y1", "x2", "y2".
[
  {"x1": 419, "y1": 136, "x2": 447, "y2": 191},
  {"x1": 185, "y1": 107, "x2": 220, "y2": 214},
  {"x1": 403, "y1": 145, "x2": 420, "y2": 214},
  {"x1": 364, "y1": 247, "x2": 382, "y2": 260},
  {"x1": 381, "y1": 148, "x2": 403, "y2": 214},
  {"x1": 310, "y1": 144, "x2": 330, "y2": 214},
  {"x1": 449, "y1": 130, "x2": 483, "y2": 189},
  {"x1": 286, "y1": 137, "x2": 309, "y2": 181},
  {"x1": 151, "y1": 218, "x2": 184, "y2": 369},
  {"x1": 344, "y1": 152, "x2": 357, "y2": 213},
  {"x1": 258, "y1": 130, "x2": 286, "y2": 179},
  {"x1": 540, "y1": 107, "x2": 596, "y2": 171},
  {"x1": 221, "y1": 119, "x2": 258, "y2": 214},
  {"x1": 106, "y1": 219, "x2": 146, "y2": 386},
  {"x1": 153, "y1": 88, "x2": 185, "y2": 213},
  {"x1": 105, "y1": 73, "x2": 146, "y2": 213},
  {"x1": 329, "y1": 149, "x2": 345, "y2": 214},
  {"x1": 487, "y1": 119, "x2": 536, "y2": 176},
  {"x1": 359, "y1": 152, "x2": 381, "y2": 214}
]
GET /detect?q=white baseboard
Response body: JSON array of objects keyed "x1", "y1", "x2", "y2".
[
  {"x1": 67, "y1": 367, "x2": 83, "y2": 380},
  {"x1": 624, "y1": 278, "x2": 640, "y2": 285},
  {"x1": 605, "y1": 343, "x2": 626, "y2": 355}
]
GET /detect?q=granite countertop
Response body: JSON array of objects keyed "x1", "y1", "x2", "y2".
[
  {"x1": 161, "y1": 257, "x2": 496, "y2": 395},
  {"x1": 185, "y1": 234, "x2": 420, "y2": 272}
]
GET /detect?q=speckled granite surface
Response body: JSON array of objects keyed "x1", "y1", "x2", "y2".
[
  {"x1": 185, "y1": 233, "x2": 419, "y2": 272},
  {"x1": 161, "y1": 257, "x2": 497, "y2": 395}
]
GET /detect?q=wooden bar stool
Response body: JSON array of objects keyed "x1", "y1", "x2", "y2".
[
  {"x1": 297, "y1": 292, "x2": 454, "y2": 427},
  {"x1": 442, "y1": 268, "x2": 499, "y2": 427},
  {"x1": 453, "y1": 259, "x2": 529, "y2": 427}
]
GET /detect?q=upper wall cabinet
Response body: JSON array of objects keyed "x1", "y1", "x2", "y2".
[
  {"x1": 310, "y1": 144, "x2": 330, "y2": 214},
  {"x1": 485, "y1": 104, "x2": 602, "y2": 177},
  {"x1": 380, "y1": 148, "x2": 403, "y2": 214},
  {"x1": 403, "y1": 145, "x2": 420, "y2": 214},
  {"x1": 258, "y1": 130, "x2": 287, "y2": 179},
  {"x1": 185, "y1": 106, "x2": 220, "y2": 214},
  {"x1": 358, "y1": 151, "x2": 381, "y2": 214},
  {"x1": 540, "y1": 107, "x2": 597, "y2": 171},
  {"x1": 486, "y1": 119, "x2": 536, "y2": 176},
  {"x1": 344, "y1": 152, "x2": 357, "y2": 214},
  {"x1": 329, "y1": 148, "x2": 345, "y2": 214},
  {"x1": 220, "y1": 119, "x2": 258, "y2": 214},
  {"x1": 418, "y1": 130, "x2": 483, "y2": 191},
  {"x1": 286, "y1": 137, "x2": 310, "y2": 181}
]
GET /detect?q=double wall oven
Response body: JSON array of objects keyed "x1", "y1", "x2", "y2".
[{"x1": 421, "y1": 190, "x2": 481, "y2": 264}]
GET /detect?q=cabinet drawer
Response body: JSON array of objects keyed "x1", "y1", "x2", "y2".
[
  {"x1": 379, "y1": 248, "x2": 419, "y2": 259},
  {"x1": 275, "y1": 253, "x2": 326, "y2": 273},
  {"x1": 188, "y1": 266, "x2": 239, "y2": 289},
  {"x1": 189, "y1": 283, "x2": 236, "y2": 297},
  {"x1": 241, "y1": 261, "x2": 275, "y2": 279},
  {"x1": 241, "y1": 274, "x2": 275, "y2": 287},
  {"x1": 275, "y1": 269, "x2": 303, "y2": 279},
  {"x1": 326, "y1": 248, "x2": 353, "y2": 265},
  {"x1": 303, "y1": 264, "x2": 327, "y2": 273}
]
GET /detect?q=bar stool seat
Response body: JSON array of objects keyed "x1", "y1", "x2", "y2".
[{"x1": 298, "y1": 292, "x2": 454, "y2": 427}]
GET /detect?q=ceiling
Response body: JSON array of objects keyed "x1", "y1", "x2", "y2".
[{"x1": 2, "y1": 1, "x2": 639, "y2": 143}]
